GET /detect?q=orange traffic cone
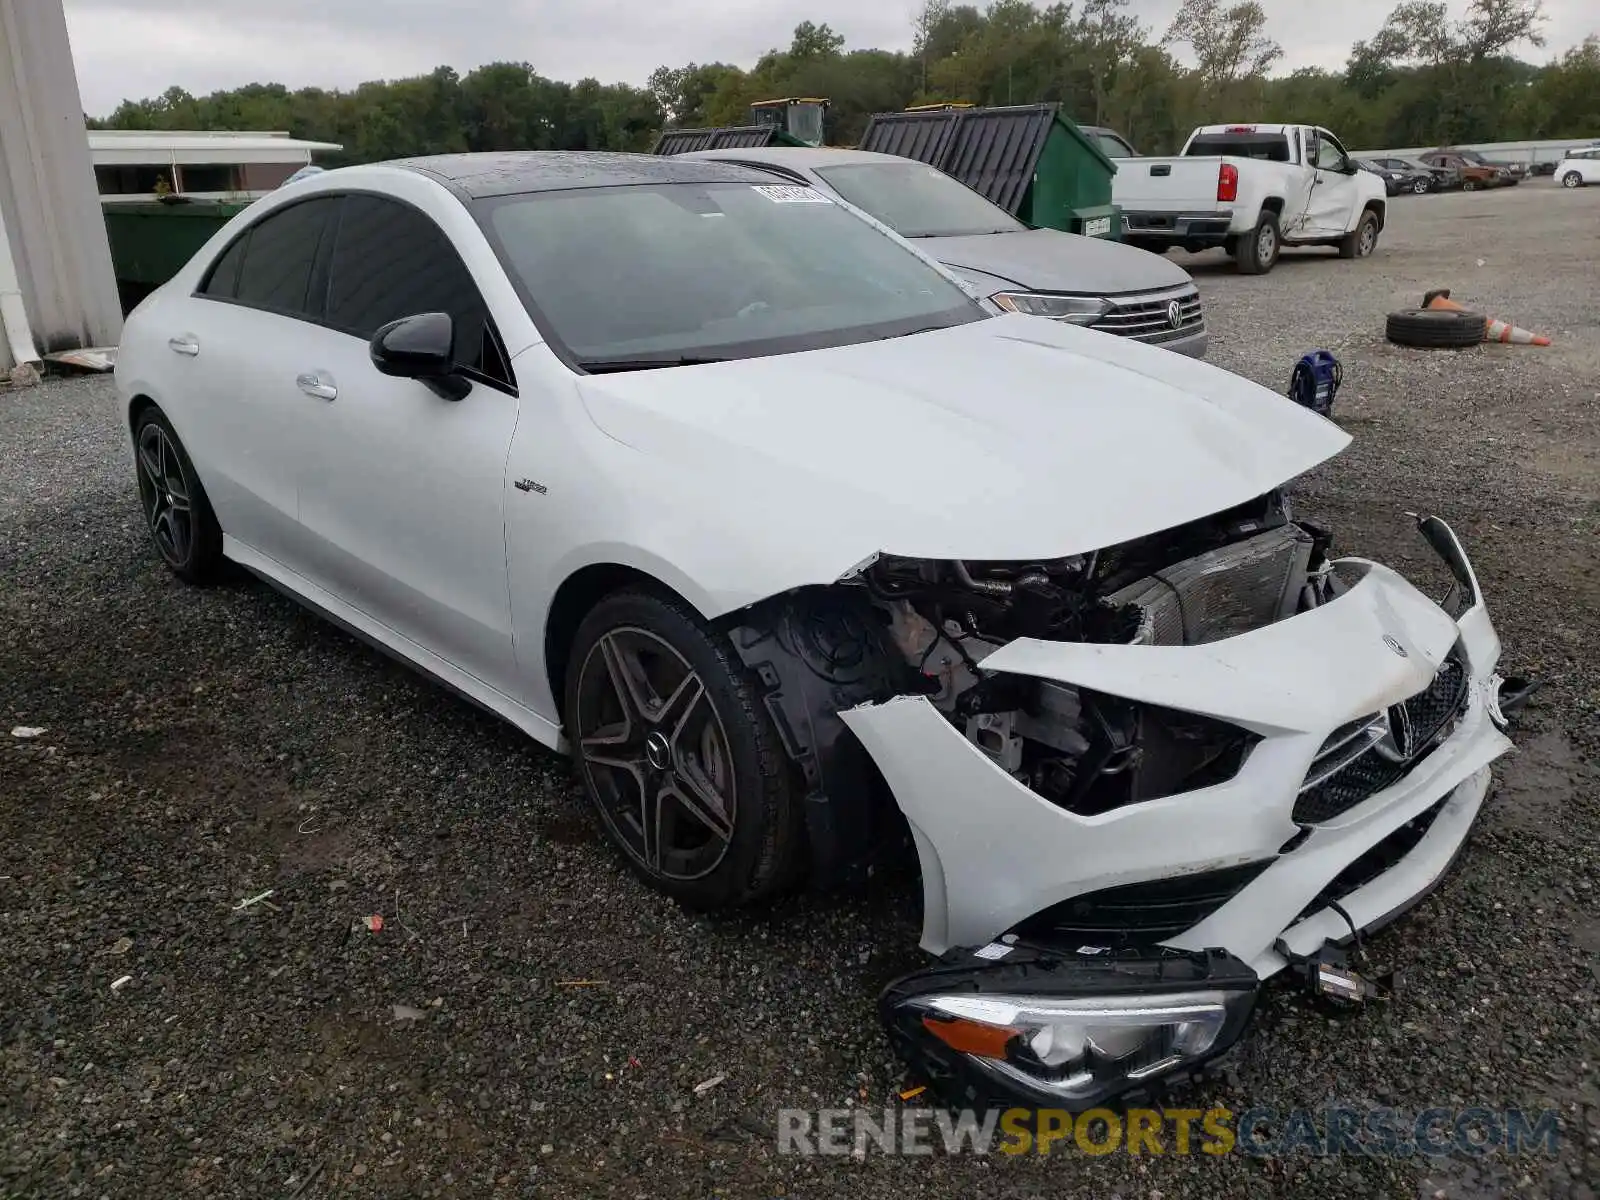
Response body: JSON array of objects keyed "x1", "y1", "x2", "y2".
[{"x1": 1421, "y1": 288, "x2": 1551, "y2": 346}]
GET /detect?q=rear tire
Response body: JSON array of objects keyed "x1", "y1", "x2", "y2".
[
  {"x1": 1234, "y1": 211, "x2": 1280, "y2": 275},
  {"x1": 564, "y1": 589, "x2": 806, "y2": 910},
  {"x1": 131, "y1": 405, "x2": 225, "y2": 584},
  {"x1": 1462, "y1": 179, "x2": 1479, "y2": 192},
  {"x1": 1385, "y1": 308, "x2": 1487, "y2": 349}
]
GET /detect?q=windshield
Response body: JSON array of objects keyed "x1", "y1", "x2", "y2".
[
  {"x1": 477, "y1": 181, "x2": 983, "y2": 369},
  {"x1": 1455, "y1": 149, "x2": 1488, "y2": 164},
  {"x1": 1093, "y1": 132, "x2": 1135, "y2": 159},
  {"x1": 813, "y1": 161, "x2": 1026, "y2": 238}
]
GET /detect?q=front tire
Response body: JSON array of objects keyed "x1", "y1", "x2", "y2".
[
  {"x1": 1340, "y1": 210, "x2": 1380, "y2": 260},
  {"x1": 1412, "y1": 178, "x2": 1430, "y2": 194},
  {"x1": 565, "y1": 589, "x2": 805, "y2": 909},
  {"x1": 1563, "y1": 171, "x2": 1584, "y2": 189},
  {"x1": 1234, "y1": 211, "x2": 1280, "y2": 275},
  {"x1": 132, "y1": 405, "x2": 224, "y2": 584}
]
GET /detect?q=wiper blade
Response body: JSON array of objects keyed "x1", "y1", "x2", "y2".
[{"x1": 577, "y1": 354, "x2": 730, "y2": 374}]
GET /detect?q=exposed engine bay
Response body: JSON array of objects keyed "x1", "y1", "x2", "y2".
[{"x1": 726, "y1": 490, "x2": 1358, "y2": 880}]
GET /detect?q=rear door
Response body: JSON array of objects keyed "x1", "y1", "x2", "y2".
[
  {"x1": 1301, "y1": 128, "x2": 1362, "y2": 238},
  {"x1": 173, "y1": 195, "x2": 340, "y2": 563},
  {"x1": 291, "y1": 192, "x2": 524, "y2": 695}
]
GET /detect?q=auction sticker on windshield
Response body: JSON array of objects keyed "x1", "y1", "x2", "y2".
[{"x1": 753, "y1": 185, "x2": 832, "y2": 204}]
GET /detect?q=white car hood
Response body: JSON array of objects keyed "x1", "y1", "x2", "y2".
[{"x1": 576, "y1": 315, "x2": 1348, "y2": 602}]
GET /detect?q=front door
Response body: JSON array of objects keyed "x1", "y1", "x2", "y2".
[
  {"x1": 291, "y1": 193, "x2": 523, "y2": 697},
  {"x1": 1302, "y1": 128, "x2": 1362, "y2": 238}
]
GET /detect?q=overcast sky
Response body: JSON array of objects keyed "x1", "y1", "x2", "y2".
[{"x1": 63, "y1": 0, "x2": 1591, "y2": 117}]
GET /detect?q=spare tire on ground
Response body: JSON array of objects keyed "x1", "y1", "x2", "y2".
[{"x1": 1386, "y1": 308, "x2": 1487, "y2": 348}]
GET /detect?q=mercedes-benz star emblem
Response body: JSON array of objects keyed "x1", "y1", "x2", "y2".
[
  {"x1": 1166, "y1": 299, "x2": 1184, "y2": 330},
  {"x1": 1375, "y1": 703, "x2": 1418, "y2": 763},
  {"x1": 1383, "y1": 634, "x2": 1408, "y2": 657}
]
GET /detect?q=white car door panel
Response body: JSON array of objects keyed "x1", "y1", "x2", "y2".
[
  {"x1": 166, "y1": 195, "x2": 340, "y2": 563},
  {"x1": 290, "y1": 193, "x2": 522, "y2": 697}
]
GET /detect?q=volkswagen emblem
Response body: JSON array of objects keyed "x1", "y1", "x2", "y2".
[
  {"x1": 1166, "y1": 299, "x2": 1184, "y2": 330},
  {"x1": 1383, "y1": 634, "x2": 1407, "y2": 657}
]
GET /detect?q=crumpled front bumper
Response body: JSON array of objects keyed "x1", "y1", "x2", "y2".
[{"x1": 847, "y1": 519, "x2": 1514, "y2": 1106}]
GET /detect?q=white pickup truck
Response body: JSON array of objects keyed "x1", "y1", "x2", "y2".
[{"x1": 1112, "y1": 123, "x2": 1388, "y2": 274}]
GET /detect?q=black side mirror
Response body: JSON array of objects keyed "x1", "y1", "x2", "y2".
[{"x1": 370, "y1": 312, "x2": 470, "y2": 401}]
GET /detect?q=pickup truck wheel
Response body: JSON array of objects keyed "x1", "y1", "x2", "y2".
[
  {"x1": 1340, "y1": 211, "x2": 1380, "y2": 259},
  {"x1": 1385, "y1": 308, "x2": 1487, "y2": 349},
  {"x1": 1234, "y1": 213, "x2": 1280, "y2": 275}
]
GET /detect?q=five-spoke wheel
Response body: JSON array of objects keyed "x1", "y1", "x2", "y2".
[
  {"x1": 132, "y1": 406, "x2": 223, "y2": 583},
  {"x1": 565, "y1": 590, "x2": 805, "y2": 908}
]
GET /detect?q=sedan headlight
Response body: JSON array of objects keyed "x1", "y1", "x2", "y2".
[
  {"x1": 991, "y1": 292, "x2": 1111, "y2": 325},
  {"x1": 883, "y1": 947, "x2": 1258, "y2": 1109}
]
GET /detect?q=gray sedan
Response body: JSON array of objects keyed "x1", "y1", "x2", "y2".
[{"x1": 685, "y1": 147, "x2": 1208, "y2": 358}]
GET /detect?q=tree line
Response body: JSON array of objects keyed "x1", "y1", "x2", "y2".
[{"x1": 88, "y1": 0, "x2": 1599, "y2": 162}]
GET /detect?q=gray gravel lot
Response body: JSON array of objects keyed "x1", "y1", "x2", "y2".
[{"x1": 3, "y1": 180, "x2": 1599, "y2": 1199}]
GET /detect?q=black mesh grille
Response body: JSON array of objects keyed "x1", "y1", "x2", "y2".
[{"x1": 1293, "y1": 655, "x2": 1471, "y2": 824}]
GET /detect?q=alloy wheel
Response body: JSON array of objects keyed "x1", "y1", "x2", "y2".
[
  {"x1": 1412, "y1": 179, "x2": 1429, "y2": 194},
  {"x1": 574, "y1": 627, "x2": 737, "y2": 881},
  {"x1": 136, "y1": 422, "x2": 193, "y2": 568},
  {"x1": 1563, "y1": 172, "x2": 1582, "y2": 189}
]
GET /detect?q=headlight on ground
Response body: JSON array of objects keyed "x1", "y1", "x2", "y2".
[
  {"x1": 991, "y1": 292, "x2": 1111, "y2": 324},
  {"x1": 883, "y1": 947, "x2": 1258, "y2": 1110}
]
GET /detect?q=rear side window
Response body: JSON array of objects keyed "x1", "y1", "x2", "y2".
[
  {"x1": 324, "y1": 194, "x2": 502, "y2": 381},
  {"x1": 1186, "y1": 134, "x2": 1291, "y2": 162}
]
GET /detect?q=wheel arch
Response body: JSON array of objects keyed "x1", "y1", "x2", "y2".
[
  {"x1": 1364, "y1": 198, "x2": 1387, "y2": 231},
  {"x1": 1259, "y1": 195, "x2": 1285, "y2": 219},
  {"x1": 543, "y1": 561, "x2": 700, "y2": 724}
]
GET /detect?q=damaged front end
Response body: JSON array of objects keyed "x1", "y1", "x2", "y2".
[{"x1": 725, "y1": 492, "x2": 1520, "y2": 1111}]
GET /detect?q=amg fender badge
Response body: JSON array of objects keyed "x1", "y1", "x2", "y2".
[
  {"x1": 1383, "y1": 634, "x2": 1407, "y2": 657},
  {"x1": 514, "y1": 478, "x2": 548, "y2": 495}
]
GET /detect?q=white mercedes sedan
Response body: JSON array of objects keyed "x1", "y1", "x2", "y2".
[{"x1": 116, "y1": 152, "x2": 1525, "y2": 1111}]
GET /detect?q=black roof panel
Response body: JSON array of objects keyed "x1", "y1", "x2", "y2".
[
  {"x1": 393, "y1": 151, "x2": 773, "y2": 198},
  {"x1": 858, "y1": 103, "x2": 1058, "y2": 216},
  {"x1": 651, "y1": 125, "x2": 788, "y2": 155}
]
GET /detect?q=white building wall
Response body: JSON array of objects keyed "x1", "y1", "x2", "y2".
[{"x1": 0, "y1": 0, "x2": 122, "y2": 375}]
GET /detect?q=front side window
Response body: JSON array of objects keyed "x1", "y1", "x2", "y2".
[
  {"x1": 205, "y1": 197, "x2": 338, "y2": 317},
  {"x1": 1314, "y1": 132, "x2": 1348, "y2": 172},
  {"x1": 324, "y1": 193, "x2": 502, "y2": 380},
  {"x1": 812, "y1": 161, "x2": 1025, "y2": 238},
  {"x1": 477, "y1": 181, "x2": 984, "y2": 370}
]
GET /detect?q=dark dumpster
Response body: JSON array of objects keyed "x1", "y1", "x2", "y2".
[{"x1": 102, "y1": 199, "x2": 249, "y2": 313}]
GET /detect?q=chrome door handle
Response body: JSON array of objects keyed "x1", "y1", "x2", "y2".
[
  {"x1": 167, "y1": 335, "x2": 200, "y2": 356},
  {"x1": 296, "y1": 372, "x2": 338, "y2": 401}
]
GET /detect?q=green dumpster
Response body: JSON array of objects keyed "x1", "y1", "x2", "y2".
[
  {"x1": 857, "y1": 103, "x2": 1122, "y2": 240},
  {"x1": 102, "y1": 199, "x2": 250, "y2": 313}
]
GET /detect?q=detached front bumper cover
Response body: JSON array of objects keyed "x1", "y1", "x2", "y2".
[{"x1": 861, "y1": 517, "x2": 1520, "y2": 1111}]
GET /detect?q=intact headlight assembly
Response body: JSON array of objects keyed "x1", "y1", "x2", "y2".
[{"x1": 991, "y1": 292, "x2": 1112, "y2": 325}]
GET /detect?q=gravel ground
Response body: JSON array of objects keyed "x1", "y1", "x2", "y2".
[{"x1": 3, "y1": 180, "x2": 1598, "y2": 1199}]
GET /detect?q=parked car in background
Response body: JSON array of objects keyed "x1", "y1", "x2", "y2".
[
  {"x1": 1111, "y1": 123, "x2": 1387, "y2": 274},
  {"x1": 1080, "y1": 125, "x2": 1139, "y2": 160},
  {"x1": 1356, "y1": 157, "x2": 1433, "y2": 195},
  {"x1": 1372, "y1": 155, "x2": 1459, "y2": 190},
  {"x1": 1556, "y1": 147, "x2": 1600, "y2": 188},
  {"x1": 1421, "y1": 149, "x2": 1513, "y2": 190},
  {"x1": 686, "y1": 146, "x2": 1208, "y2": 356}
]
